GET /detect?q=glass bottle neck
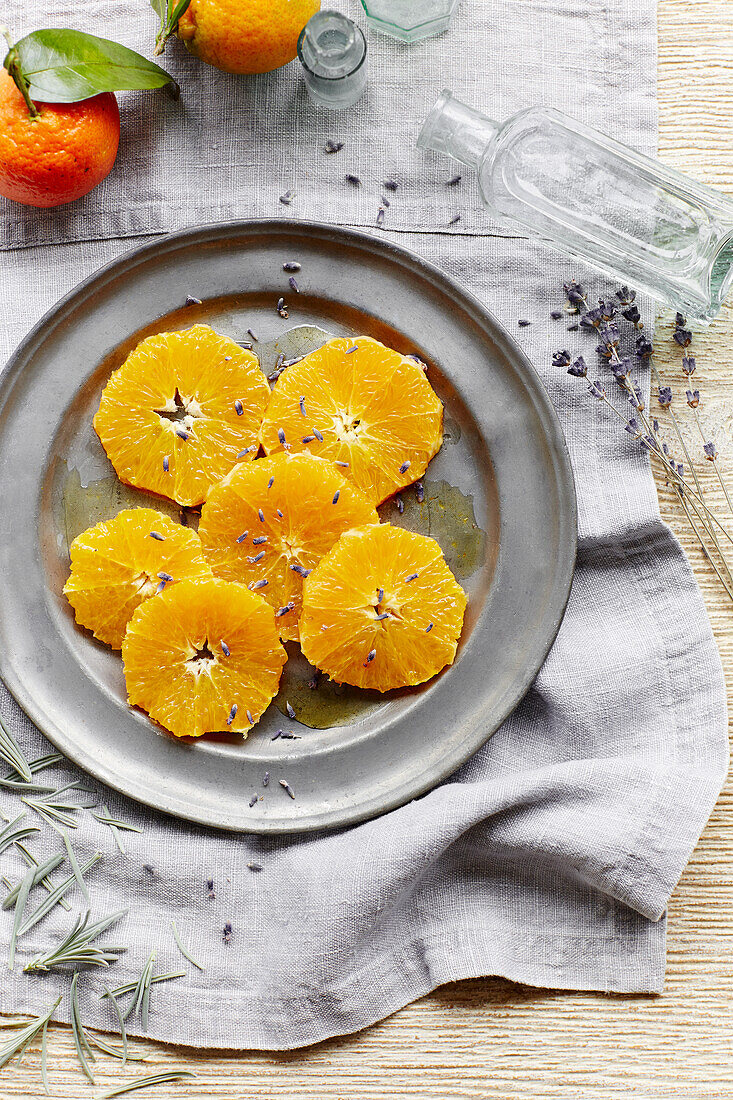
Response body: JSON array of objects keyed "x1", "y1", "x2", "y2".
[{"x1": 417, "y1": 89, "x2": 498, "y2": 168}]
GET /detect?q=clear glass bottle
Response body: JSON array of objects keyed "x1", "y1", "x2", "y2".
[
  {"x1": 418, "y1": 89, "x2": 733, "y2": 322},
  {"x1": 359, "y1": 0, "x2": 460, "y2": 43},
  {"x1": 297, "y1": 11, "x2": 367, "y2": 111}
]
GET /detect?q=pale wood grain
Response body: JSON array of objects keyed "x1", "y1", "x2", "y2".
[{"x1": 4, "y1": 1, "x2": 733, "y2": 1096}]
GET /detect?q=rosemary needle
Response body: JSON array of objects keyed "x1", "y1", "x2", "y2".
[
  {"x1": 101, "y1": 970, "x2": 185, "y2": 1001},
  {"x1": 19, "y1": 851, "x2": 102, "y2": 935},
  {"x1": 63, "y1": 829, "x2": 90, "y2": 904},
  {"x1": 2, "y1": 853, "x2": 65, "y2": 910},
  {"x1": 0, "y1": 710, "x2": 32, "y2": 782},
  {"x1": 171, "y1": 920, "x2": 205, "y2": 971},
  {"x1": 70, "y1": 972, "x2": 96, "y2": 1084},
  {"x1": 8, "y1": 863, "x2": 34, "y2": 970},
  {"x1": 93, "y1": 1071, "x2": 196, "y2": 1098}
]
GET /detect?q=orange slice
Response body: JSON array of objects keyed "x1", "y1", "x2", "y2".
[
  {"x1": 258, "y1": 336, "x2": 443, "y2": 504},
  {"x1": 94, "y1": 324, "x2": 270, "y2": 507},
  {"x1": 122, "y1": 577, "x2": 286, "y2": 738},
  {"x1": 198, "y1": 452, "x2": 379, "y2": 642},
  {"x1": 63, "y1": 508, "x2": 212, "y2": 649},
  {"x1": 299, "y1": 524, "x2": 467, "y2": 692}
]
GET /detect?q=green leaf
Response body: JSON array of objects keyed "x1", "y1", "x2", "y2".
[
  {"x1": 149, "y1": 0, "x2": 167, "y2": 20},
  {"x1": 5, "y1": 29, "x2": 177, "y2": 103}
]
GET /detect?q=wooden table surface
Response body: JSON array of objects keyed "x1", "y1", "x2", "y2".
[{"x1": 4, "y1": 0, "x2": 733, "y2": 1096}]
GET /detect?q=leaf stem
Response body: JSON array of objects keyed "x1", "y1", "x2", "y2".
[{"x1": 0, "y1": 27, "x2": 39, "y2": 119}]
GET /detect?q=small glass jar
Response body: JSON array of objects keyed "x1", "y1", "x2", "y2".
[
  {"x1": 359, "y1": 0, "x2": 460, "y2": 42},
  {"x1": 297, "y1": 11, "x2": 367, "y2": 111}
]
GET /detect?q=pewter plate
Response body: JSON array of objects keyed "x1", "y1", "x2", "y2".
[{"x1": 0, "y1": 221, "x2": 576, "y2": 833}]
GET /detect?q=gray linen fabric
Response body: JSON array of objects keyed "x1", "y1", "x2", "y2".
[{"x1": 0, "y1": 0, "x2": 728, "y2": 1052}]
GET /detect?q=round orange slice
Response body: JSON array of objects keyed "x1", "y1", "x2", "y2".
[
  {"x1": 122, "y1": 577, "x2": 286, "y2": 738},
  {"x1": 63, "y1": 508, "x2": 212, "y2": 649},
  {"x1": 258, "y1": 336, "x2": 443, "y2": 504},
  {"x1": 94, "y1": 324, "x2": 270, "y2": 507},
  {"x1": 299, "y1": 524, "x2": 467, "y2": 692},
  {"x1": 198, "y1": 452, "x2": 379, "y2": 642}
]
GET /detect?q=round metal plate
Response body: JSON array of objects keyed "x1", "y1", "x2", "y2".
[{"x1": 0, "y1": 220, "x2": 576, "y2": 833}]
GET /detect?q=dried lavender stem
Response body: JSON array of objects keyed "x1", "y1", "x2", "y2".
[
  {"x1": 672, "y1": 483, "x2": 733, "y2": 602},
  {"x1": 690, "y1": 405, "x2": 733, "y2": 513}
]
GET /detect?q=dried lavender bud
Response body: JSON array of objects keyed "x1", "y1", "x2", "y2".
[
  {"x1": 622, "y1": 305, "x2": 641, "y2": 325},
  {"x1": 625, "y1": 417, "x2": 640, "y2": 436},
  {"x1": 149, "y1": 531, "x2": 164, "y2": 541},
  {"x1": 675, "y1": 312, "x2": 687, "y2": 328},
  {"x1": 615, "y1": 285, "x2": 636, "y2": 306},
  {"x1": 550, "y1": 310, "x2": 563, "y2": 321},
  {"x1": 566, "y1": 323, "x2": 579, "y2": 332},
  {"x1": 283, "y1": 261, "x2": 301, "y2": 273},
  {"x1": 383, "y1": 179, "x2": 398, "y2": 191},
  {"x1": 598, "y1": 321, "x2": 620, "y2": 347},
  {"x1": 247, "y1": 862, "x2": 263, "y2": 872},
  {"x1": 588, "y1": 380, "x2": 605, "y2": 400},
  {"x1": 673, "y1": 327, "x2": 692, "y2": 348},
  {"x1": 185, "y1": 294, "x2": 202, "y2": 306},
  {"x1": 445, "y1": 174, "x2": 462, "y2": 186},
  {"x1": 263, "y1": 772, "x2": 270, "y2": 787},
  {"x1": 682, "y1": 355, "x2": 696, "y2": 376},
  {"x1": 376, "y1": 208, "x2": 385, "y2": 228},
  {"x1": 277, "y1": 298, "x2": 289, "y2": 318},
  {"x1": 415, "y1": 480, "x2": 424, "y2": 503},
  {"x1": 630, "y1": 380, "x2": 644, "y2": 410},
  {"x1": 279, "y1": 190, "x2": 294, "y2": 205},
  {"x1": 657, "y1": 386, "x2": 673, "y2": 408},
  {"x1": 223, "y1": 921, "x2": 233, "y2": 943},
  {"x1": 380, "y1": 195, "x2": 391, "y2": 208},
  {"x1": 597, "y1": 298, "x2": 617, "y2": 321},
  {"x1": 517, "y1": 319, "x2": 531, "y2": 327},
  {"x1": 395, "y1": 494, "x2": 404, "y2": 515},
  {"x1": 552, "y1": 349, "x2": 572, "y2": 369},
  {"x1": 289, "y1": 277, "x2": 299, "y2": 293},
  {"x1": 448, "y1": 214, "x2": 461, "y2": 226},
  {"x1": 279, "y1": 780, "x2": 296, "y2": 799},
  {"x1": 286, "y1": 701, "x2": 296, "y2": 719},
  {"x1": 580, "y1": 310, "x2": 602, "y2": 331},
  {"x1": 247, "y1": 328, "x2": 259, "y2": 342},
  {"x1": 704, "y1": 441, "x2": 717, "y2": 460},
  {"x1": 686, "y1": 389, "x2": 700, "y2": 408},
  {"x1": 610, "y1": 356, "x2": 632, "y2": 380},
  {"x1": 248, "y1": 794, "x2": 258, "y2": 808},
  {"x1": 563, "y1": 281, "x2": 586, "y2": 307},
  {"x1": 636, "y1": 334, "x2": 653, "y2": 358},
  {"x1": 324, "y1": 140, "x2": 344, "y2": 154},
  {"x1": 345, "y1": 174, "x2": 361, "y2": 186},
  {"x1": 677, "y1": 463, "x2": 684, "y2": 476},
  {"x1": 567, "y1": 356, "x2": 587, "y2": 378}
]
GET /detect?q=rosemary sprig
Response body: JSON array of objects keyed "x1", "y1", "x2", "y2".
[
  {"x1": 171, "y1": 920, "x2": 204, "y2": 971},
  {"x1": 0, "y1": 712, "x2": 32, "y2": 782},
  {"x1": 0, "y1": 995, "x2": 61, "y2": 1071},
  {"x1": 117, "y1": 952, "x2": 157, "y2": 1028},
  {"x1": 24, "y1": 908, "x2": 127, "y2": 973},
  {"x1": 71, "y1": 972, "x2": 97, "y2": 1084},
  {"x1": 18, "y1": 851, "x2": 102, "y2": 935},
  {"x1": 94, "y1": 1070, "x2": 196, "y2": 1098},
  {"x1": 15, "y1": 842, "x2": 72, "y2": 910},
  {"x1": 92, "y1": 805, "x2": 143, "y2": 854},
  {"x1": 0, "y1": 813, "x2": 39, "y2": 856}
]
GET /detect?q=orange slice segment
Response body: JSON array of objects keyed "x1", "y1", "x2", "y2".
[
  {"x1": 299, "y1": 524, "x2": 467, "y2": 692},
  {"x1": 122, "y1": 577, "x2": 286, "y2": 738},
  {"x1": 94, "y1": 324, "x2": 270, "y2": 507},
  {"x1": 63, "y1": 508, "x2": 212, "y2": 649},
  {"x1": 258, "y1": 336, "x2": 443, "y2": 504},
  {"x1": 198, "y1": 452, "x2": 379, "y2": 642}
]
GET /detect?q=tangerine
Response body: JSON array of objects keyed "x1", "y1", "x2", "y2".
[
  {"x1": 299, "y1": 524, "x2": 467, "y2": 691},
  {"x1": 177, "y1": 0, "x2": 321, "y2": 74},
  {"x1": 122, "y1": 577, "x2": 286, "y2": 738},
  {"x1": 259, "y1": 336, "x2": 443, "y2": 504},
  {"x1": 198, "y1": 452, "x2": 379, "y2": 642},
  {"x1": 94, "y1": 325, "x2": 270, "y2": 507},
  {"x1": 0, "y1": 69, "x2": 119, "y2": 208},
  {"x1": 63, "y1": 508, "x2": 212, "y2": 649}
]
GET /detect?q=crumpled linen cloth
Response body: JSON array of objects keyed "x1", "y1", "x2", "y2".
[{"x1": 0, "y1": 0, "x2": 727, "y2": 1051}]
